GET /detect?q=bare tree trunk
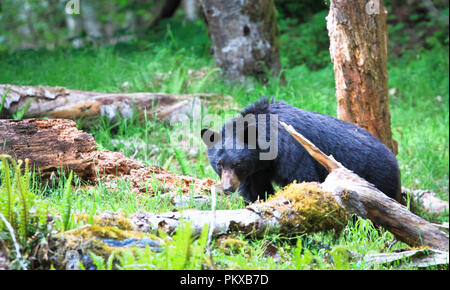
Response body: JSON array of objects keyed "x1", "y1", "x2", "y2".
[
  {"x1": 199, "y1": 0, "x2": 281, "y2": 83},
  {"x1": 326, "y1": 0, "x2": 398, "y2": 154}
]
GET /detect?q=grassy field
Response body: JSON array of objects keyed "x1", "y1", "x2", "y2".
[{"x1": 0, "y1": 19, "x2": 448, "y2": 270}]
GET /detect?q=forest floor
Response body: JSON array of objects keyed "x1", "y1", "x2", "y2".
[{"x1": 0, "y1": 18, "x2": 448, "y2": 270}]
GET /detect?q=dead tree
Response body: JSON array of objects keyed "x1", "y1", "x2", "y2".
[
  {"x1": 281, "y1": 122, "x2": 448, "y2": 251},
  {"x1": 199, "y1": 0, "x2": 281, "y2": 82},
  {"x1": 326, "y1": 0, "x2": 398, "y2": 154},
  {"x1": 0, "y1": 84, "x2": 216, "y2": 121}
]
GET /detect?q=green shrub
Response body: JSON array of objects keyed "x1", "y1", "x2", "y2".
[{"x1": 279, "y1": 10, "x2": 330, "y2": 70}]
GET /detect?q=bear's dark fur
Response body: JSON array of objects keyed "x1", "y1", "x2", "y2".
[{"x1": 201, "y1": 98, "x2": 401, "y2": 203}]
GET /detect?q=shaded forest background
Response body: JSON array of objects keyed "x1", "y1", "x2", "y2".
[{"x1": 1, "y1": 0, "x2": 448, "y2": 70}]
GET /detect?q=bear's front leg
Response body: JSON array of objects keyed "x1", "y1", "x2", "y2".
[{"x1": 238, "y1": 170, "x2": 275, "y2": 203}]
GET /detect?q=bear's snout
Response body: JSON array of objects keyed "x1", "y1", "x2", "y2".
[{"x1": 221, "y1": 169, "x2": 240, "y2": 192}]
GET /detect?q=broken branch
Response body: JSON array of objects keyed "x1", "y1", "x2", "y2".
[{"x1": 281, "y1": 121, "x2": 449, "y2": 251}]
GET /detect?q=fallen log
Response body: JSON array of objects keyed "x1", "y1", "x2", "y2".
[
  {"x1": 0, "y1": 119, "x2": 97, "y2": 180},
  {"x1": 0, "y1": 119, "x2": 216, "y2": 196},
  {"x1": 280, "y1": 122, "x2": 449, "y2": 251},
  {"x1": 131, "y1": 182, "x2": 348, "y2": 237},
  {"x1": 363, "y1": 248, "x2": 449, "y2": 268},
  {"x1": 0, "y1": 84, "x2": 217, "y2": 121},
  {"x1": 402, "y1": 187, "x2": 449, "y2": 216}
]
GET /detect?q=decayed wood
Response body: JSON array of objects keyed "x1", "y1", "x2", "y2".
[
  {"x1": 402, "y1": 187, "x2": 449, "y2": 216},
  {"x1": 280, "y1": 121, "x2": 342, "y2": 172},
  {"x1": 99, "y1": 162, "x2": 216, "y2": 196},
  {"x1": 282, "y1": 122, "x2": 448, "y2": 251},
  {"x1": 364, "y1": 248, "x2": 449, "y2": 268},
  {"x1": 0, "y1": 119, "x2": 97, "y2": 180},
  {"x1": 0, "y1": 119, "x2": 142, "y2": 180},
  {"x1": 131, "y1": 208, "x2": 270, "y2": 237},
  {"x1": 130, "y1": 182, "x2": 347, "y2": 238},
  {"x1": 0, "y1": 119, "x2": 216, "y2": 195},
  {"x1": 326, "y1": 0, "x2": 398, "y2": 154},
  {"x1": 322, "y1": 169, "x2": 449, "y2": 250},
  {"x1": 0, "y1": 84, "x2": 217, "y2": 121}
]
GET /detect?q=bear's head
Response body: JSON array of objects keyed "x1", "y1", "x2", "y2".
[{"x1": 201, "y1": 114, "x2": 277, "y2": 192}]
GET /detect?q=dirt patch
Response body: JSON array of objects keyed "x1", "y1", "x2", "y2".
[{"x1": 94, "y1": 150, "x2": 215, "y2": 196}]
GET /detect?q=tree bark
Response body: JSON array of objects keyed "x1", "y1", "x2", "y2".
[
  {"x1": 326, "y1": 0, "x2": 398, "y2": 154},
  {"x1": 147, "y1": 0, "x2": 182, "y2": 28},
  {"x1": 199, "y1": 0, "x2": 281, "y2": 83},
  {"x1": 0, "y1": 119, "x2": 97, "y2": 180},
  {"x1": 0, "y1": 118, "x2": 216, "y2": 193},
  {"x1": 131, "y1": 182, "x2": 348, "y2": 238},
  {"x1": 0, "y1": 84, "x2": 216, "y2": 121}
]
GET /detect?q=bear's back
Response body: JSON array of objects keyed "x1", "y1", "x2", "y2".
[{"x1": 268, "y1": 100, "x2": 400, "y2": 200}]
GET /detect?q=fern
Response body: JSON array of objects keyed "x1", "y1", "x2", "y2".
[
  {"x1": 164, "y1": 222, "x2": 209, "y2": 269},
  {"x1": 0, "y1": 155, "x2": 50, "y2": 249},
  {"x1": 14, "y1": 159, "x2": 30, "y2": 244},
  {"x1": 0, "y1": 155, "x2": 13, "y2": 226},
  {"x1": 61, "y1": 171, "x2": 73, "y2": 232},
  {"x1": 170, "y1": 221, "x2": 192, "y2": 269},
  {"x1": 189, "y1": 223, "x2": 209, "y2": 269}
]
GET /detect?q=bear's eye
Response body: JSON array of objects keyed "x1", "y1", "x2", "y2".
[
  {"x1": 231, "y1": 162, "x2": 238, "y2": 168},
  {"x1": 216, "y1": 161, "x2": 223, "y2": 168}
]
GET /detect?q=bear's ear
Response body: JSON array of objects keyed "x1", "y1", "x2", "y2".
[{"x1": 201, "y1": 128, "x2": 221, "y2": 148}]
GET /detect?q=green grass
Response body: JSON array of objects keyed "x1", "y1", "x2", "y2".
[{"x1": 0, "y1": 20, "x2": 448, "y2": 270}]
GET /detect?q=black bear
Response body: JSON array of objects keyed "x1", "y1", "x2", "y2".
[{"x1": 201, "y1": 98, "x2": 401, "y2": 203}]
